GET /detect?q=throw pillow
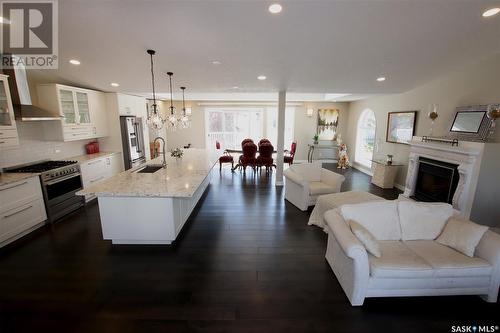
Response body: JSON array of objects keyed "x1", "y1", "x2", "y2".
[
  {"x1": 340, "y1": 201, "x2": 401, "y2": 240},
  {"x1": 436, "y1": 217, "x2": 489, "y2": 257},
  {"x1": 398, "y1": 201, "x2": 454, "y2": 240},
  {"x1": 349, "y1": 220, "x2": 382, "y2": 258}
]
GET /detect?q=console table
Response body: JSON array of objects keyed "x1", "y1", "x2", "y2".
[
  {"x1": 307, "y1": 143, "x2": 339, "y2": 163},
  {"x1": 370, "y1": 160, "x2": 403, "y2": 189}
]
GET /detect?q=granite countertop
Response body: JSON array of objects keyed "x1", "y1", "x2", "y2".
[
  {"x1": 77, "y1": 149, "x2": 218, "y2": 198},
  {"x1": 69, "y1": 151, "x2": 121, "y2": 164},
  {"x1": 0, "y1": 172, "x2": 40, "y2": 187}
]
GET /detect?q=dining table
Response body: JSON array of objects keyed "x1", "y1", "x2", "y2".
[{"x1": 225, "y1": 148, "x2": 278, "y2": 171}]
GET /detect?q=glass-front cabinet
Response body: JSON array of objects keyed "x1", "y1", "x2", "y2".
[
  {"x1": 75, "y1": 92, "x2": 90, "y2": 124},
  {"x1": 59, "y1": 89, "x2": 77, "y2": 125},
  {"x1": 0, "y1": 74, "x2": 19, "y2": 148},
  {"x1": 58, "y1": 88, "x2": 91, "y2": 126},
  {"x1": 0, "y1": 78, "x2": 13, "y2": 127}
]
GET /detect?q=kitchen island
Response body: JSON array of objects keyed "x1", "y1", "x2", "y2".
[{"x1": 78, "y1": 149, "x2": 218, "y2": 244}]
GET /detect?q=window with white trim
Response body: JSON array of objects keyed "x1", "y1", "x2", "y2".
[{"x1": 355, "y1": 109, "x2": 376, "y2": 168}]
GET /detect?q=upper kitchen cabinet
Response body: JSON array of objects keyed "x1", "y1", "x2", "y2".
[
  {"x1": 0, "y1": 74, "x2": 19, "y2": 149},
  {"x1": 37, "y1": 84, "x2": 109, "y2": 141},
  {"x1": 116, "y1": 93, "x2": 148, "y2": 116}
]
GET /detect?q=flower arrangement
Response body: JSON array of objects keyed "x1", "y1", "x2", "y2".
[{"x1": 170, "y1": 148, "x2": 183, "y2": 159}]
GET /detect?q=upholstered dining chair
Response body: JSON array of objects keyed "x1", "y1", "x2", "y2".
[
  {"x1": 241, "y1": 138, "x2": 254, "y2": 148},
  {"x1": 256, "y1": 142, "x2": 275, "y2": 172},
  {"x1": 258, "y1": 138, "x2": 271, "y2": 146},
  {"x1": 284, "y1": 141, "x2": 297, "y2": 165},
  {"x1": 239, "y1": 142, "x2": 258, "y2": 173},
  {"x1": 216, "y1": 141, "x2": 234, "y2": 172}
]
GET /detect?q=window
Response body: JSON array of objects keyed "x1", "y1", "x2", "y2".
[
  {"x1": 355, "y1": 109, "x2": 376, "y2": 168},
  {"x1": 205, "y1": 106, "x2": 294, "y2": 150},
  {"x1": 205, "y1": 108, "x2": 264, "y2": 150}
]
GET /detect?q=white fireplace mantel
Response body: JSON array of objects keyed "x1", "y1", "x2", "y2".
[{"x1": 403, "y1": 137, "x2": 485, "y2": 218}]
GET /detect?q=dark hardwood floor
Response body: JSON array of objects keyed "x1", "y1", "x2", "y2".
[{"x1": 0, "y1": 164, "x2": 498, "y2": 332}]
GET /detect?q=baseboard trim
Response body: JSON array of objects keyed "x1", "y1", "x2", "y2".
[
  {"x1": 394, "y1": 183, "x2": 405, "y2": 191},
  {"x1": 352, "y1": 162, "x2": 373, "y2": 177}
]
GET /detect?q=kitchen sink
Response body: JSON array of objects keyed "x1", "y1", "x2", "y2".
[{"x1": 135, "y1": 165, "x2": 164, "y2": 173}]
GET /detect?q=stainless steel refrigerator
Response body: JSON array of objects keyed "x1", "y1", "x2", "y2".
[{"x1": 120, "y1": 116, "x2": 146, "y2": 170}]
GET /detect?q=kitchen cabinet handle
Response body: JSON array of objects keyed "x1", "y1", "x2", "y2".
[
  {"x1": 87, "y1": 159, "x2": 103, "y2": 166},
  {"x1": 4, "y1": 205, "x2": 33, "y2": 218},
  {"x1": 89, "y1": 176, "x2": 105, "y2": 183},
  {"x1": 0, "y1": 141, "x2": 5, "y2": 144},
  {"x1": 0, "y1": 181, "x2": 28, "y2": 191}
]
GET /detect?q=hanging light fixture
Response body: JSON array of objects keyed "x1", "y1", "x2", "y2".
[
  {"x1": 146, "y1": 49, "x2": 165, "y2": 130},
  {"x1": 166, "y1": 72, "x2": 179, "y2": 131},
  {"x1": 180, "y1": 86, "x2": 191, "y2": 129}
]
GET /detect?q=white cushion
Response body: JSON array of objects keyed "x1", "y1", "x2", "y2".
[
  {"x1": 340, "y1": 201, "x2": 402, "y2": 240},
  {"x1": 398, "y1": 201, "x2": 453, "y2": 240},
  {"x1": 349, "y1": 220, "x2": 381, "y2": 258},
  {"x1": 369, "y1": 241, "x2": 433, "y2": 278},
  {"x1": 436, "y1": 217, "x2": 489, "y2": 257},
  {"x1": 309, "y1": 182, "x2": 336, "y2": 195},
  {"x1": 405, "y1": 240, "x2": 492, "y2": 277},
  {"x1": 289, "y1": 162, "x2": 321, "y2": 182}
]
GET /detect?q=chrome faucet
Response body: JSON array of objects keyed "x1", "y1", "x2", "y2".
[{"x1": 153, "y1": 136, "x2": 167, "y2": 168}]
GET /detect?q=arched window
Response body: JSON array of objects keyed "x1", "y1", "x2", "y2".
[{"x1": 355, "y1": 109, "x2": 376, "y2": 168}]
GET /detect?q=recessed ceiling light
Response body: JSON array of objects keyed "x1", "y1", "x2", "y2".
[
  {"x1": 110, "y1": 82, "x2": 120, "y2": 87},
  {"x1": 231, "y1": 86, "x2": 239, "y2": 89},
  {"x1": 0, "y1": 17, "x2": 10, "y2": 24},
  {"x1": 257, "y1": 75, "x2": 267, "y2": 81},
  {"x1": 69, "y1": 59, "x2": 81, "y2": 65},
  {"x1": 482, "y1": 7, "x2": 500, "y2": 17},
  {"x1": 376, "y1": 76, "x2": 386, "y2": 82},
  {"x1": 268, "y1": 3, "x2": 282, "y2": 14},
  {"x1": 211, "y1": 60, "x2": 221, "y2": 65}
]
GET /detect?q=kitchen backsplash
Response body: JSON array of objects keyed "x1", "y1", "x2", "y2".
[{"x1": 0, "y1": 122, "x2": 90, "y2": 169}]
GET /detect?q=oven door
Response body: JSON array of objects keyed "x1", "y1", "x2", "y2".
[{"x1": 44, "y1": 173, "x2": 83, "y2": 205}]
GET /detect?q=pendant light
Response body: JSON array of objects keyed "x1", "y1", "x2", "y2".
[
  {"x1": 166, "y1": 72, "x2": 178, "y2": 131},
  {"x1": 180, "y1": 86, "x2": 191, "y2": 129},
  {"x1": 146, "y1": 49, "x2": 165, "y2": 130}
]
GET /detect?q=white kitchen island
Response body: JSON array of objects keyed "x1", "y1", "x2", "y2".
[{"x1": 78, "y1": 149, "x2": 218, "y2": 244}]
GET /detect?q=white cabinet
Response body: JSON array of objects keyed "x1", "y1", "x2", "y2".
[
  {"x1": 0, "y1": 74, "x2": 19, "y2": 149},
  {"x1": 117, "y1": 93, "x2": 148, "y2": 116},
  {"x1": 80, "y1": 153, "x2": 123, "y2": 201},
  {"x1": 37, "y1": 84, "x2": 108, "y2": 142},
  {"x1": 0, "y1": 176, "x2": 47, "y2": 246}
]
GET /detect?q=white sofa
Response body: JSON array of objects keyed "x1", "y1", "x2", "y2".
[
  {"x1": 283, "y1": 162, "x2": 345, "y2": 211},
  {"x1": 324, "y1": 200, "x2": 500, "y2": 306}
]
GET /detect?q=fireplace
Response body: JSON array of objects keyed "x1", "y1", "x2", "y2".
[{"x1": 412, "y1": 157, "x2": 459, "y2": 204}]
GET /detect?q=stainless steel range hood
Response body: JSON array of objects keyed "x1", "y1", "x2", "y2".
[{"x1": 3, "y1": 64, "x2": 62, "y2": 121}]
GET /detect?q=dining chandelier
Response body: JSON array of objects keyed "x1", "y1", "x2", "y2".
[{"x1": 146, "y1": 49, "x2": 191, "y2": 131}]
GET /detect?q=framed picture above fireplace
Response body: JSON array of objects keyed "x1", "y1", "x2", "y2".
[{"x1": 386, "y1": 111, "x2": 417, "y2": 144}]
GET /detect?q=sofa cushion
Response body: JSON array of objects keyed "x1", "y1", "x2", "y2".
[
  {"x1": 436, "y1": 217, "x2": 489, "y2": 257},
  {"x1": 369, "y1": 241, "x2": 433, "y2": 278},
  {"x1": 340, "y1": 201, "x2": 402, "y2": 240},
  {"x1": 309, "y1": 181, "x2": 336, "y2": 195},
  {"x1": 405, "y1": 240, "x2": 492, "y2": 277},
  {"x1": 398, "y1": 201, "x2": 454, "y2": 240},
  {"x1": 349, "y1": 220, "x2": 381, "y2": 258}
]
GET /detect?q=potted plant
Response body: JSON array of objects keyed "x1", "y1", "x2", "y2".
[
  {"x1": 171, "y1": 148, "x2": 183, "y2": 159},
  {"x1": 313, "y1": 134, "x2": 319, "y2": 145}
]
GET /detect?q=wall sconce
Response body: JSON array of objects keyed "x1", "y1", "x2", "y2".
[
  {"x1": 185, "y1": 107, "x2": 192, "y2": 115},
  {"x1": 306, "y1": 108, "x2": 314, "y2": 117}
]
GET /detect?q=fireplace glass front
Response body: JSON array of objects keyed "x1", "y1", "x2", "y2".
[{"x1": 413, "y1": 157, "x2": 459, "y2": 204}]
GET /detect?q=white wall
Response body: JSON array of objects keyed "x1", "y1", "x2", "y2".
[{"x1": 345, "y1": 53, "x2": 500, "y2": 187}]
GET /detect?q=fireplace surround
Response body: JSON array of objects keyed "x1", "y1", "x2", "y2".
[{"x1": 403, "y1": 138, "x2": 485, "y2": 218}]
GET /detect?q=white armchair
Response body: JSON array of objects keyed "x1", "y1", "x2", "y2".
[{"x1": 283, "y1": 162, "x2": 345, "y2": 211}]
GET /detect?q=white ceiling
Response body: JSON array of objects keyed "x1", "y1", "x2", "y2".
[{"x1": 29, "y1": 0, "x2": 500, "y2": 101}]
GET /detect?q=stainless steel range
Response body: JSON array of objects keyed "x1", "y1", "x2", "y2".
[{"x1": 5, "y1": 160, "x2": 84, "y2": 222}]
